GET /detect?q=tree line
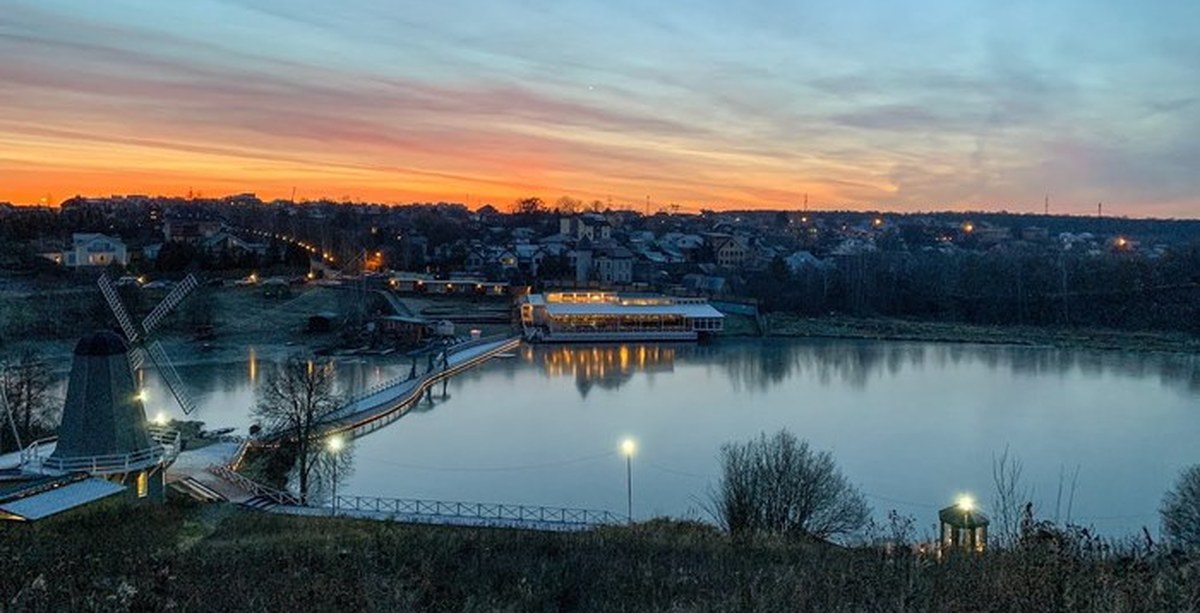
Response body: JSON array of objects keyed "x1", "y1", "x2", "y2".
[{"x1": 745, "y1": 246, "x2": 1200, "y2": 333}]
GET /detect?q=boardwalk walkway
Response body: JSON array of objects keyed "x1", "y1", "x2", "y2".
[{"x1": 312, "y1": 335, "x2": 520, "y2": 439}]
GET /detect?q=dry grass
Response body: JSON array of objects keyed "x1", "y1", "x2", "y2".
[{"x1": 2, "y1": 502, "x2": 1197, "y2": 612}]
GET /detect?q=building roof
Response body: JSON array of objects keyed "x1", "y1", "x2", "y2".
[
  {"x1": 0, "y1": 477, "x2": 125, "y2": 521},
  {"x1": 939, "y1": 505, "x2": 989, "y2": 529},
  {"x1": 544, "y1": 302, "x2": 724, "y2": 319}
]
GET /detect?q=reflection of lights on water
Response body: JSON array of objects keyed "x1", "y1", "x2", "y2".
[
  {"x1": 248, "y1": 347, "x2": 257, "y2": 383},
  {"x1": 535, "y1": 345, "x2": 675, "y2": 378}
]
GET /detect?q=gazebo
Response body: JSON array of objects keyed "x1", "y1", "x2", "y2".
[{"x1": 939, "y1": 495, "x2": 989, "y2": 553}]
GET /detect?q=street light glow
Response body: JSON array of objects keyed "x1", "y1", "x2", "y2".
[
  {"x1": 327, "y1": 434, "x2": 344, "y2": 453},
  {"x1": 153, "y1": 411, "x2": 167, "y2": 426},
  {"x1": 956, "y1": 494, "x2": 975, "y2": 512},
  {"x1": 621, "y1": 438, "x2": 636, "y2": 457}
]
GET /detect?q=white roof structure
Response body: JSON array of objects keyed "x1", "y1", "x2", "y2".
[
  {"x1": 543, "y1": 302, "x2": 724, "y2": 319},
  {"x1": 0, "y1": 477, "x2": 125, "y2": 521}
]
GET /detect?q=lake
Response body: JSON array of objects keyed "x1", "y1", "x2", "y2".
[{"x1": 144, "y1": 339, "x2": 1198, "y2": 537}]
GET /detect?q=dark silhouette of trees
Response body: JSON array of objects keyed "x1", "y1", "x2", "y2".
[
  {"x1": 252, "y1": 354, "x2": 340, "y2": 504},
  {"x1": 0, "y1": 348, "x2": 55, "y2": 452},
  {"x1": 711, "y1": 429, "x2": 870, "y2": 541},
  {"x1": 1161, "y1": 465, "x2": 1200, "y2": 549}
]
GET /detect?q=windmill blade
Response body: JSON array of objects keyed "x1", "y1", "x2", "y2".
[
  {"x1": 145, "y1": 340, "x2": 198, "y2": 415},
  {"x1": 142, "y1": 274, "x2": 199, "y2": 335},
  {"x1": 127, "y1": 346, "x2": 147, "y2": 373},
  {"x1": 97, "y1": 274, "x2": 141, "y2": 343}
]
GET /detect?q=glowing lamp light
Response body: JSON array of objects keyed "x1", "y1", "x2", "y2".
[
  {"x1": 956, "y1": 494, "x2": 975, "y2": 512},
  {"x1": 620, "y1": 438, "x2": 636, "y2": 457},
  {"x1": 327, "y1": 434, "x2": 345, "y2": 453},
  {"x1": 153, "y1": 411, "x2": 168, "y2": 426},
  {"x1": 136, "y1": 389, "x2": 149, "y2": 403}
]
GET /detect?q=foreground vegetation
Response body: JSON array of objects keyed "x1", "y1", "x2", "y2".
[{"x1": 2, "y1": 501, "x2": 1197, "y2": 612}]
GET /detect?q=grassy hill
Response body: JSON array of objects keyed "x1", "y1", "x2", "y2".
[{"x1": 2, "y1": 501, "x2": 1197, "y2": 611}]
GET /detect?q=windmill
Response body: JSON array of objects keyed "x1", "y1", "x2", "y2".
[{"x1": 97, "y1": 273, "x2": 200, "y2": 415}]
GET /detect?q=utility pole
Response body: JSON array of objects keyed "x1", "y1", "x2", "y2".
[{"x1": 1044, "y1": 194, "x2": 1049, "y2": 216}]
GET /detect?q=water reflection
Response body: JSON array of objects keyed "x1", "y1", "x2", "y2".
[
  {"x1": 524, "y1": 340, "x2": 1200, "y2": 398},
  {"x1": 523, "y1": 344, "x2": 676, "y2": 397}
]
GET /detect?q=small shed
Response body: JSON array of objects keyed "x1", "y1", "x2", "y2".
[
  {"x1": 939, "y1": 498, "x2": 989, "y2": 553},
  {"x1": 377, "y1": 315, "x2": 430, "y2": 345}
]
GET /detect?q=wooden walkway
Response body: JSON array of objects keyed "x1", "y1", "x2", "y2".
[{"x1": 316, "y1": 335, "x2": 521, "y2": 439}]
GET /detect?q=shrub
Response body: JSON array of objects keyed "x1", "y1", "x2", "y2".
[
  {"x1": 1161, "y1": 464, "x2": 1200, "y2": 549},
  {"x1": 711, "y1": 429, "x2": 870, "y2": 541}
]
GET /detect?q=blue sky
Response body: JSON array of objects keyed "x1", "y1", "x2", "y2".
[{"x1": 1, "y1": 0, "x2": 1197, "y2": 215}]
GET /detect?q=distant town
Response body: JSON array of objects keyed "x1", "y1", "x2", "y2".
[{"x1": 2, "y1": 193, "x2": 1197, "y2": 343}]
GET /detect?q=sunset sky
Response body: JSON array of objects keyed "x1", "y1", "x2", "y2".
[{"x1": 1, "y1": 1, "x2": 1197, "y2": 216}]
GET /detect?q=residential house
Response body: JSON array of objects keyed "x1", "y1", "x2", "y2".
[
  {"x1": 163, "y1": 214, "x2": 222, "y2": 243},
  {"x1": 42, "y1": 233, "x2": 129, "y2": 268},
  {"x1": 706, "y1": 234, "x2": 750, "y2": 268},
  {"x1": 560, "y1": 214, "x2": 612, "y2": 242},
  {"x1": 573, "y1": 240, "x2": 634, "y2": 285}
]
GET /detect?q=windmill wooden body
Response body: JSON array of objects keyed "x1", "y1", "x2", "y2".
[{"x1": 23, "y1": 274, "x2": 200, "y2": 502}]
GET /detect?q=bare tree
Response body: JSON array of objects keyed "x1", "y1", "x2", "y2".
[
  {"x1": 710, "y1": 429, "x2": 870, "y2": 541},
  {"x1": 991, "y1": 445, "x2": 1030, "y2": 547},
  {"x1": 511, "y1": 197, "x2": 545, "y2": 216},
  {"x1": 553, "y1": 196, "x2": 582, "y2": 215},
  {"x1": 1, "y1": 348, "x2": 55, "y2": 451},
  {"x1": 253, "y1": 354, "x2": 340, "y2": 504},
  {"x1": 1161, "y1": 464, "x2": 1200, "y2": 549}
]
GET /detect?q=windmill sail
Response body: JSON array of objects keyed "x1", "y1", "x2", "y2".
[
  {"x1": 97, "y1": 274, "x2": 141, "y2": 343},
  {"x1": 143, "y1": 275, "x2": 198, "y2": 334},
  {"x1": 97, "y1": 273, "x2": 201, "y2": 415},
  {"x1": 147, "y1": 340, "x2": 197, "y2": 415}
]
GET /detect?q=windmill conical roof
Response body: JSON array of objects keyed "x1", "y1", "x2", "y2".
[{"x1": 73, "y1": 329, "x2": 128, "y2": 356}]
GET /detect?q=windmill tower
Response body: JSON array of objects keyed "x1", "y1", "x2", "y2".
[{"x1": 35, "y1": 274, "x2": 200, "y2": 501}]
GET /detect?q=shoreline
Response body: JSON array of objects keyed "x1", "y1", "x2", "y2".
[{"x1": 761, "y1": 313, "x2": 1200, "y2": 355}]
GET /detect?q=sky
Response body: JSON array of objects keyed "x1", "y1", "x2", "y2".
[{"x1": 1, "y1": 0, "x2": 1198, "y2": 216}]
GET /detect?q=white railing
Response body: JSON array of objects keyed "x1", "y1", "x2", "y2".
[
  {"x1": 22, "y1": 427, "x2": 180, "y2": 475},
  {"x1": 330, "y1": 495, "x2": 624, "y2": 527},
  {"x1": 208, "y1": 464, "x2": 300, "y2": 505}
]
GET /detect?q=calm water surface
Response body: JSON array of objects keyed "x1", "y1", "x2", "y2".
[{"x1": 138, "y1": 339, "x2": 1198, "y2": 536}]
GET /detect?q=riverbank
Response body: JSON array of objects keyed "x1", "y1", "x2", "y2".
[
  {"x1": 2, "y1": 501, "x2": 1195, "y2": 611},
  {"x1": 765, "y1": 313, "x2": 1200, "y2": 354}
]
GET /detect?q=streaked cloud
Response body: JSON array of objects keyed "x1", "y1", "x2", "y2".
[{"x1": 0, "y1": 0, "x2": 1197, "y2": 216}]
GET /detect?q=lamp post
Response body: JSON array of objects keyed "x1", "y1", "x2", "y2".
[
  {"x1": 621, "y1": 438, "x2": 636, "y2": 523},
  {"x1": 327, "y1": 434, "x2": 344, "y2": 517}
]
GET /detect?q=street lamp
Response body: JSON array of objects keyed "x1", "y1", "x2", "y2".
[
  {"x1": 327, "y1": 434, "x2": 344, "y2": 517},
  {"x1": 620, "y1": 438, "x2": 636, "y2": 523}
]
